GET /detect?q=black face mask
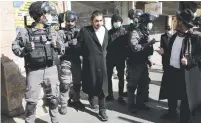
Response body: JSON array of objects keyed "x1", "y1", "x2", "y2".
[{"x1": 66, "y1": 24, "x2": 75, "y2": 29}]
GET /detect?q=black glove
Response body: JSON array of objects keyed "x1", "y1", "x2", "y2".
[
  {"x1": 69, "y1": 39, "x2": 77, "y2": 45},
  {"x1": 25, "y1": 42, "x2": 34, "y2": 52},
  {"x1": 149, "y1": 38, "x2": 157, "y2": 45}
]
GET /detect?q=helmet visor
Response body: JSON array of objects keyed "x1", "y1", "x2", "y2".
[
  {"x1": 147, "y1": 12, "x2": 159, "y2": 21},
  {"x1": 41, "y1": 2, "x2": 60, "y2": 24}
]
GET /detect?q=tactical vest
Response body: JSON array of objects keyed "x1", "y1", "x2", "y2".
[
  {"x1": 64, "y1": 29, "x2": 79, "y2": 43},
  {"x1": 128, "y1": 29, "x2": 153, "y2": 64},
  {"x1": 25, "y1": 27, "x2": 57, "y2": 69},
  {"x1": 61, "y1": 29, "x2": 80, "y2": 62}
]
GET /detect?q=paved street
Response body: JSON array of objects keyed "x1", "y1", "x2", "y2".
[{"x1": 2, "y1": 52, "x2": 201, "y2": 123}]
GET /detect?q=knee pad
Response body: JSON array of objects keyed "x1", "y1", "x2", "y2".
[
  {"x1": 61, "y1": 65, "x2": 71, "y2": 76},
  {"x1": 60, "y1": 83, "x2": 70, "y2": 93},
  {"x1": 43, "y1": 80, "x2": 52, "y2": 94},
  {"x1": 26, "y1": 102, "x2": 37, "y2": 116},
  {"x1": 49, "y1": 98, "x2": 58, "y2": 109}
]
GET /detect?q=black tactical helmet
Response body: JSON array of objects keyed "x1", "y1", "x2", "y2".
[
  {"x1": 128, "y1": 9, "x2": 144, "y2": 19},
  {"x1": 139, "y1": 12, "x2": 159, "y2": 23},
  {"x1": 65, "y1": 11, "x2": 79, "y2": 21},
  {"x1": 29, "y1": 1, "x2": 58, "y2": 22},
  {"x1": 193, "y1": 16, "x2": 201, "y2": 26}
]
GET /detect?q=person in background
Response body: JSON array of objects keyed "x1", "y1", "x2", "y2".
[{"x1": 105, "y1": 14, "x2": 128, "y2": 105}]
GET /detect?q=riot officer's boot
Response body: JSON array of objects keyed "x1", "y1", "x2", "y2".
[{"x1": 59, "y1": 105, "x2": 67, "y2": 115}]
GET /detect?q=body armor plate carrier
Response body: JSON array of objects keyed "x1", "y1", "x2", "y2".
[{"x1": 25, "y1": 27, "x2": 56, "y2": 69}]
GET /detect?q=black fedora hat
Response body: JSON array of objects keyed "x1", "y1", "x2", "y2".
[{"x1": 176, "y1": 9, "x2": 195, "y2": 28}]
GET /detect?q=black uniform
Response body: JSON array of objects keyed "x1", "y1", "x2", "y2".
[{"x1": 127, "y1": 28, "x2": 154, "y2": 107}]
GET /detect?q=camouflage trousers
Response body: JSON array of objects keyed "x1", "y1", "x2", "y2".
[
  {"x1": 59, "y1": 60, "x2": 81, "y2": 106},
  {"x1": 25, "y1": 66, "x2": 60, "y2": 123}
]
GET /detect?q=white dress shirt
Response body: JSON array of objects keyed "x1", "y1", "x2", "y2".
[
  {"x1": 94, "y1": 26, "x2": 105, "y2": 46},
  {"x1": 170, "y1": 36, "x2": 184, "y2": 68}
]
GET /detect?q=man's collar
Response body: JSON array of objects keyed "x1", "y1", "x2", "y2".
[{"x1": 93, "y1": 26, "x2": 104, "y2": 32}]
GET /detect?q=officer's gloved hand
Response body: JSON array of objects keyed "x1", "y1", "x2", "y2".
[
  {"x1": 149, "y1": 38, "x2": 157, "y2": 45},
  {"x1": 51, "y1": 35, "x2": 57, "y2": 48},
  {"x1": 25, "y1": 41, "x2": 34, "y2": 52},
  {"x1": 69, "y1": 39, "x2": 77, "y2": 45}
]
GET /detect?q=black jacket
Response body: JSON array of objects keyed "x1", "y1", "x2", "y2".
[
  {"x1": 77, "y1": 25, "x2": 108, "y2": 96},
  {"x1": 159, "y1": 33, "x2": 201, "y2": 107},
  {"x1": 128, "y1": 29, "x2": 153, "y2": 64},
  {"x1": 160, "y1": 32, "x2": 172, "y2": 68},
  {"x1": 106, "y1": 27, "x2": 128, "y2": 63},
  {"x1": 58, "y1": 28, "x2": 81, "y2": 63}
]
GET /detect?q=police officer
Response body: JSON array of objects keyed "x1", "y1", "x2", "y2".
[
  {"x1": 127, "y1": 12, "x2": 158, "y2": 113},
  {"x1": 12, "y1": 1, "x2": 64, "y2": 123},
  {"x1": 58, "y1": 10, "x2": 85, "y2": 114},
  {"x1": 122, "y1": 9, "x2": 144, "y2": 97},
  {"x1": 126, "y1": 9, "x2": 153, "y2": 100}
]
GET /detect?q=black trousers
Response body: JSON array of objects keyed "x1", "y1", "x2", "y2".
[
  {"x1": 167, "y1": 66, "x2": 190, "y2": 123},
  {"x1": 127, "y1": 63, "x2": 149, "y2": 106},
  {"x1": 107, "y1": 60, "x2": 125, "y2": 97},
  {"x1": 168, "y1": 93, "x2": 190, "y2": 123},
  {"x1": 88, "y1": 90, "x2": 105, "y2": 110}
]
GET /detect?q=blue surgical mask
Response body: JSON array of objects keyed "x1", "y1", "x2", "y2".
[
  {"x1": 113, "y1": 22, "x2": 121, "y2": 29},
  {"x1": 147, "y1": 23, "x2": 153, "y2": 31}
]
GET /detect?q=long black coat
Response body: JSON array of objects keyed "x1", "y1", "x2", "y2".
[
  {"x1": 159, "y1": 33, "x2": 201, "y2": 109},
  {"x1": 77, "y1": 25, "x2": 108, "y2": 96},
  {"x1": 160, "y1": 33, "x2": 172, "y2": 69}
]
